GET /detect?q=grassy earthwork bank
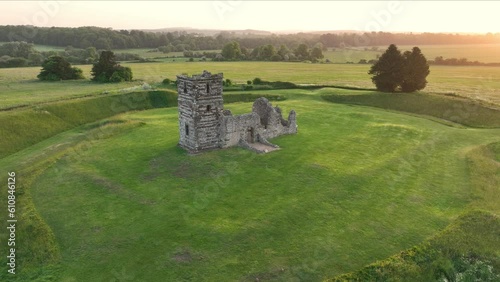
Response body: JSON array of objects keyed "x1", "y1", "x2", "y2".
[
  {"x1": 321, "y1": 88, "x2": 500, "y2": 128},
  {"x1": 0, "y1": 58, "x2": 499, "y2": 281},
  {"x1": 0, "y1": 91, "x2": 177, "y2": 158},
  {"x1": 0, "y1": 90, "x2": 285, "y2": 159},
  {"x1": 0, "y1": 85, "x2": 499, "y2": 281}
]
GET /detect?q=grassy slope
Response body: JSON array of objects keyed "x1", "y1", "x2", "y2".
[
  {"x1": 320, "y1": 87, "x2": 500, "y2": 280},
  {"x1": 0, "y1": 90, "x2": 284, "y2": 159},
  {"x1": 321, "y1": 88, "x2": 500, "y2": 128},
  {"x1": 329, "y1": 141, "x2": 500, "y2": 281},
  {"x1": 1, "y1": 88, "x2": 498, "y2": 281},
  {"x1": 329, "y1": 211, "x2": 500, "y2": 281},
  {"x1": 0, "y1": 91, "x2": 178, "y2": 158}
]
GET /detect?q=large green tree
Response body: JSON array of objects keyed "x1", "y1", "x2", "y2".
[
  {"x1": 91, "y1": 51, "x2": 132, "y2": 83},
  {"x1": 37, "y1": 56, "x2": 84, "y2": 81},
  {"x1": 310, "y1": 46, "x2": 324, "y2": 60},
  {"x1": 368, "y1": 44, "x2": 405, "y2": 92},
  {"x1": 401, "y1": 47, "x2": 430, "y2": 92},
  {"x1": 260, "y1": 44, "x2": 276, "y2": 60},
  {"x1": 221, "y1": 41, "x2": 241, "y2": 61},
  {"x1": 369, "y1": 44, "x2": 430, "y2": 92},
  {"x1": 294, "y1": 43, "x2": 310, "y2": 60}
]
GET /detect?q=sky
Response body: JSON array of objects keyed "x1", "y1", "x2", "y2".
[{"x1": 0, "y1": 1, "x2": 499, "y2": 34}]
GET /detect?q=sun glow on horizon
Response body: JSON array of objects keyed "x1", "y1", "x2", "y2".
[{"x1": 0, "y1": 1, "x2": 498, "y2": 34}]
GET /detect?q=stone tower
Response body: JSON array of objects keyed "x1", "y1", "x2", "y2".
[{"x1": 177, "y1": 71, "x2": 224, "y2": 153}]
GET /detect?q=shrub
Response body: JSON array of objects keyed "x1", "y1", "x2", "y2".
[
  {"x1": 269, "y1": 81, "x2": 297, "y2": 89},
  {"x1": 109, "y1": 66, "x2": 133, "y2": 83},
  {"x1": 91, "y1": 51, "x2": 133, "y2": 83},
  {"x1": 162, "y1": 78, "x2": 171, "y2": 85},
  {"x1": 253, "y1": 77, "x2": 263, "y2": 85},
  {"x1": 37, "y1": 56, "x2": 84, "y2": 81},
  {"x1": 270, "y1": 54, "x2": 282, "y2": 61}
]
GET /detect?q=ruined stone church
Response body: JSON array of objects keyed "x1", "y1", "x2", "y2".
[{"x1": 177, "y1": 71, "x2": 297, "y2": 153}]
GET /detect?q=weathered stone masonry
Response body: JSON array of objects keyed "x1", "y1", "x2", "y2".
[{"x1": 177, "y1": 71, "x2": 297, "y2": 153}]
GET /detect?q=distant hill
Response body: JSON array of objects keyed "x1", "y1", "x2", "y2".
[
  {"x1": 139, "y1": 27, "x2": 366, "y2": 36},
  {"x1": 304, "y1": 30, "x2": 365, "y2": 35},
  {"x1": 0, "y1": 25, "x2": 499, "y2": 52},
  {"x1": 140, "y1": 27, "x2": 273, "y2": 36}
]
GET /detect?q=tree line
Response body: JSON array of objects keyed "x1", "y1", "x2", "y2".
[
  {"x1": 217, "y1": 41, "x2": 325, "y2": 62},
  {"x1": 0, "y1": 41, "x2": 141, "y2": 68},
  {"x1": 1, "y1": 25, "x2": 499, "y2": 51},
  {"x1": 38, "y1": 44, "x2": 430, "y2": 95},
  {"x1": 430, "y1": 56, "x2": 500, "y2": 67},
  {"x1": 37, "y1": 50, "x2": 132, "y2": 83}
]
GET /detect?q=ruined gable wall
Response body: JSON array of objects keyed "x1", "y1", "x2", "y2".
[
  {"x1": 251, "y1": 98, "x2": 298, "y2": 140},
  {"x1": 221, "y1": 112, "x2": 261, "y2": 148}
]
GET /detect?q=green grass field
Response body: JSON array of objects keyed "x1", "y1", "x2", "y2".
[
  {"x1": 0, "y1": 86, "x2": 499, "y2": 281},
  {"x1": 26, "y1": 42, "x2": 500, "y2": 64},
  {"x1": 0, "y1": 55, "x2": 499, "y2": 281},
  {"x1": 1, "y1": 62, "x2": 500, "y2": 110},
  {"x1": 323, "y1": 44, "x2": 500, "y2": 63}
]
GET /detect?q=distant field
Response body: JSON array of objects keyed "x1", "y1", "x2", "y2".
[
  {"x1": 32, "y1": 44, "x2": 66, "y2": 52},
  {"x1": 25, "y1": 42, "x2": 500, "y2": 63},
  {"x1": 323, "y1": 44, "x2": 500, "y2": 63},
  {"x1": 30, "y1": 44, "x2": 209, "y2": 61},
  {"x1": 116, "y1": 48, "x2": 217, "y2": 60},
  {"x1": 1, "y1": 62, "x2": 499, "y2": 110}
]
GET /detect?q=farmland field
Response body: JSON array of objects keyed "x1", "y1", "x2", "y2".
[
  {"x1": 25, "y1": 42, "x2": 500, "y2": 63},
  {"x1": 322, "y1": 43, "x2": 500, "y2": 63},
  {"x1": 1, "y1": 62, "x2": 500, "y2": 110},
  {"x1": 0, "y1": 56, "x2": 499, "y2": 281}
]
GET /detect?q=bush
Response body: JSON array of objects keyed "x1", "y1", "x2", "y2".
[
  {"x1": 0, "y1": 56, "x2": 29, "y2": 68},
  {"x1": 92, "y1": 51, "x2": 133, "y2": 83},
  {"x1": 37, "y1": 56, "x2": 84, "y2": 81},
  {"x1": 270, "y1": 54, "x2": 282, "y2": 61},
  {"x1": 162, "y1": 78, "x2": 171, "y2": 85},
  {"x1": 269, "y1": 81, "x2": 297, "y2": 89},
  {"x1": 109, "y1": 66, "x2": 132, "y2": 82},
  {"x1": 247, "y1": 80, "x2": 252, "y2": 85},
  {"x1": 71, "y1": 67, "x2": 84, "y2": 80},
  {"x1": 109, "y1": 72, "x2": 124, "y2": 83},
  {"x1": 253, "y1": 77, "x2": 263, "y2": 85}
]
